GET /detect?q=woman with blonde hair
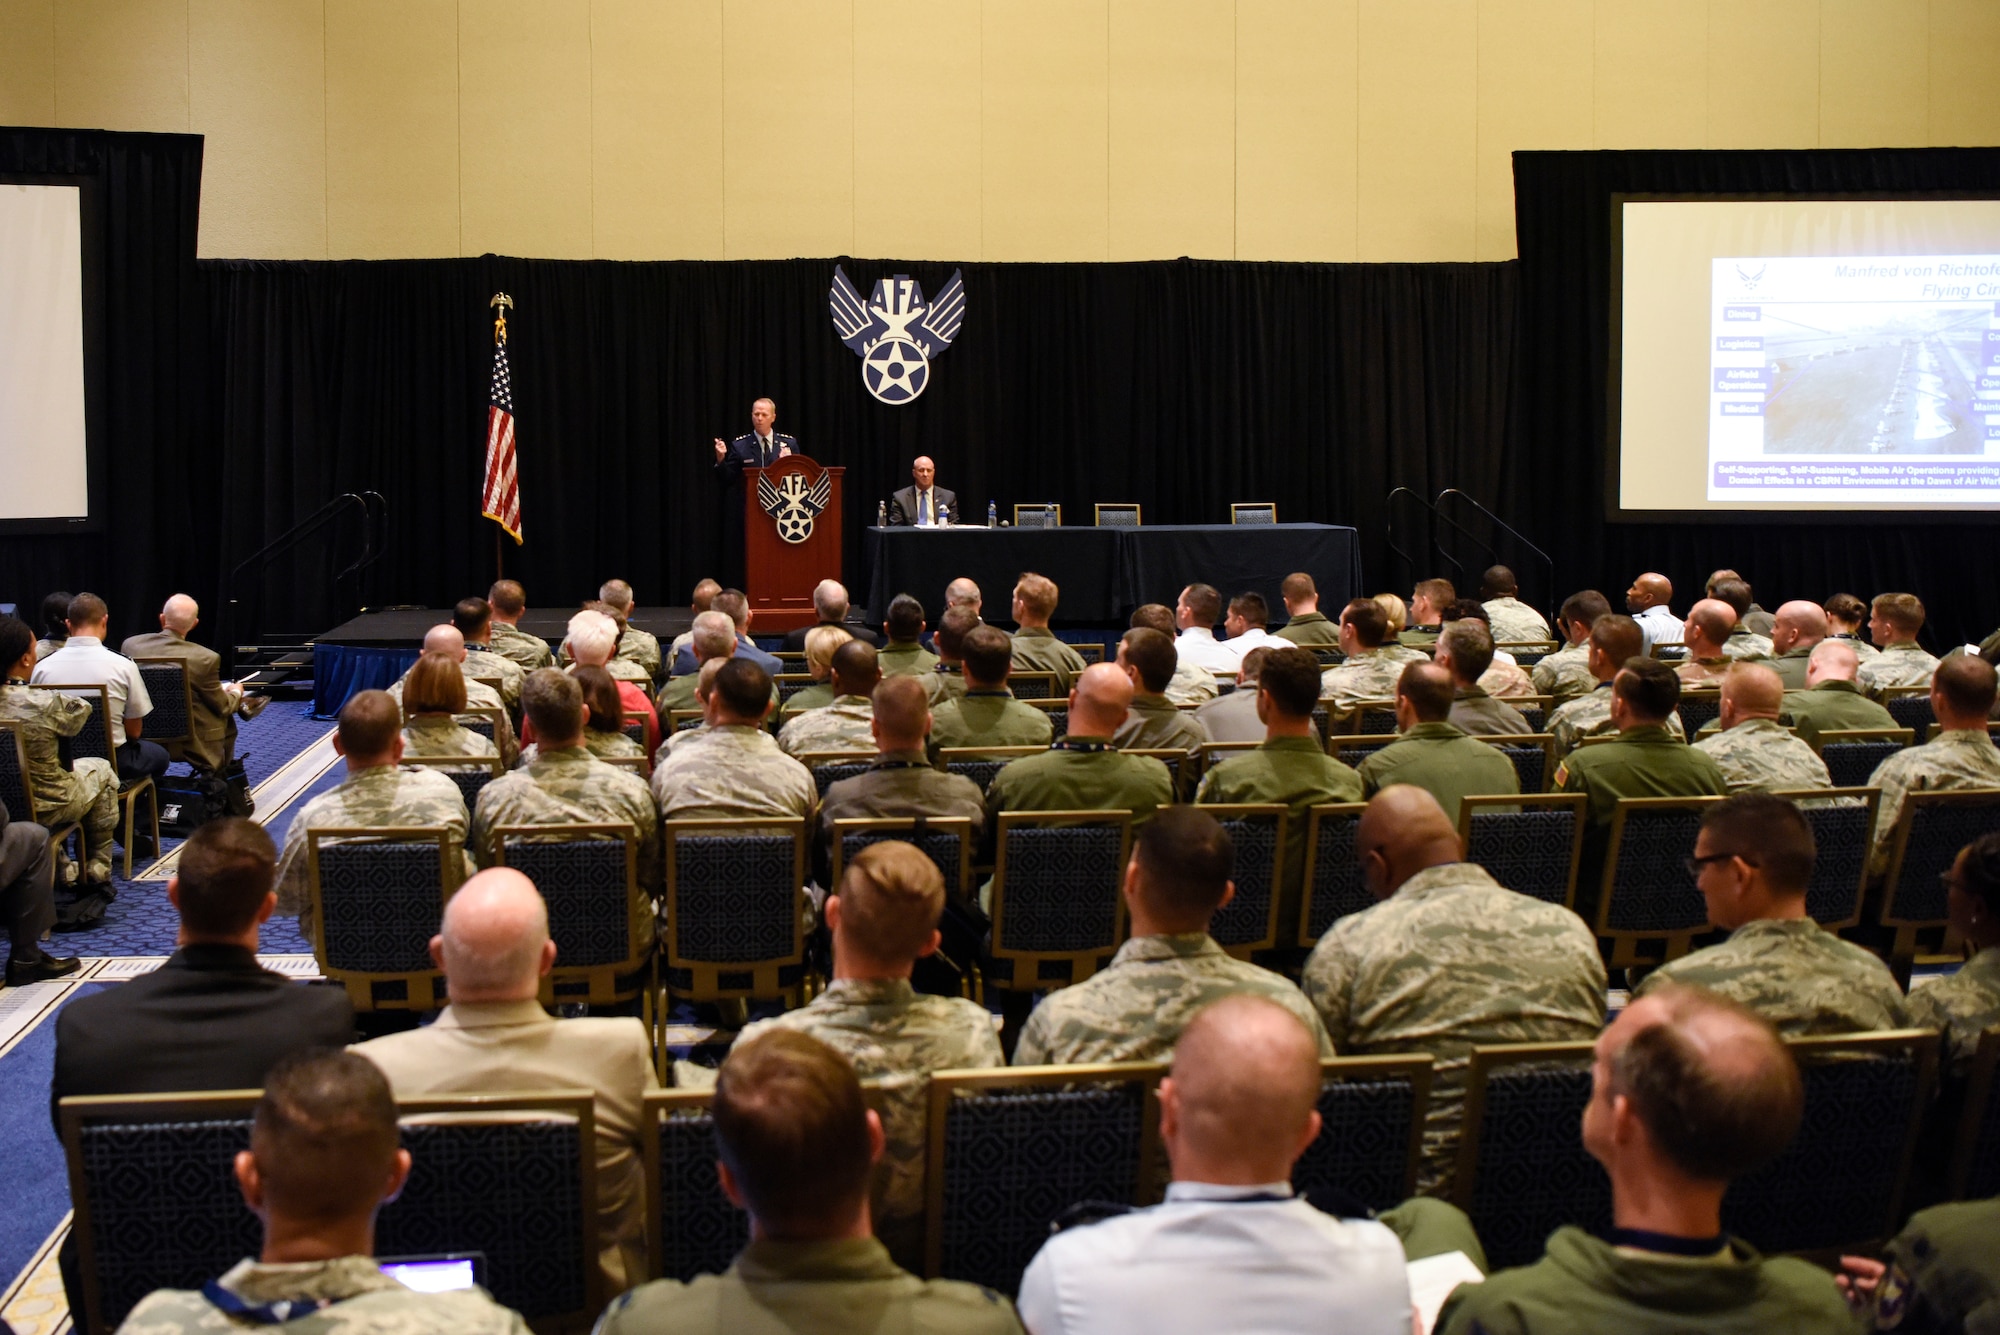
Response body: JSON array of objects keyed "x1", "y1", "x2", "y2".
[{"x1": 780, "y1": 623, "x2": 853, "y2": 717}]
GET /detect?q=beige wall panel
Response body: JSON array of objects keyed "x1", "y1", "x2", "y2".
[
  {"x1": 593, "y1": 0, "x2": 724, "y2": 260},
  {"x1": 0, "y1": 0, "x2": 57, "y2": 126},
  {"x1": 1476, "y1": 0, "x2": 1592, "y2": 262},
  {"x1": 1931, "y1": 0, "x2": 2000, "y2": 146},
  {"x1": 983, "y1": 0, "x2": 1109, "y2": 262},
  {"x1": 1819, "y1": 0, "x2": 1927, "y2": 148},
  {"x1": 55, "y1": 0, "x2": 188, "y2": 132},
  {"x1": 853, "y1": 0, "x2": 979, "y2": 260},
  {"x1": 460, "y1": 0, "x2": 592, "y2": 258},
  {"x1": 721, "y1": 0, "x2": 853, "y2": 259},
  {"x1": 1357, "y1": 0, "x2": 1475, "y2": 261},
  {"x1": 1706, "y1": 0, "x2": 1819, "y2": 148},
  {"x1": 1235, "y1": 0, "x2": 1358, "y2": 262},
  {"x1": 1594, "y1": 0, "x2": 1706, "y2": 149},
  {"x1": 191, "y1": 0, "x2": 326, "y2": 260},
  {"x1": 1108, "y1": 0, "x2": 1233, "y2": 260},
  {"x1": 326, "y1": 0, "x2": 459, "y2": 258}
]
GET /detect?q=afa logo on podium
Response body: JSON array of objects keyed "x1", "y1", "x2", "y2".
[{"x1": 829, "y1": 266, "x2": 966, "y2": 404}]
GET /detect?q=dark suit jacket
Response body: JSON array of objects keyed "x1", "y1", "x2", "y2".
[
  {"x1": 780, "y1": 620, "x2": 885, "y2": 652},
  {"x1": 888, "y1": 485, "x2": 958, "y2": 526},
  {"x1": 713, "y1": 431, "x2": 800, "y2": 480},
  {"x1": 120, "y1": 630, "x2": 235, "y2": 772},
  {"x1": 667, "y1": 636, "x2": 785, "y2": 678},
  {"x1": 51, "y1": 944, "x2": 355, "y2": 1129}
]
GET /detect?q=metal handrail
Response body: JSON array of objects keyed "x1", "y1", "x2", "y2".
[
  {"x1": 1435, "y1": 489, "x2": 1557, "y2": 623},
  {"x1": 220, "y1": 492, "x2": 375, "y2": 673},
  {"x1": 1385, "y1": 487, "x2": 1464, "y2": 589}
]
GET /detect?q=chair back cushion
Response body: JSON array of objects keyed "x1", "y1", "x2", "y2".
[
  {"x1": 317, "y1": 841, "x2": 447, "y2": 972},
  {"x1": 1885, "y1": 694, "x2": 1936, "y2": 733},
  {"x1": 656, "y1": 1108, "x2": 749, "y2": 1280},
  {"x1": 1463, "y1": 1063, "x2": 1609, "y2": 1270},
  {"x1": 1603, "y1": 807, "x2": 1709, "y2": 934},
  {"x1": 1494, "y1": 743, "x2": 1547, "y2": 794},
  {"x1": 1822, "y1": 741, "x2": 1904, "y2": 788},
  {"x1": 503, "y1": 837, "x2": 632, "y2": 967},
  {"x1": 1294, "y1": 1076, "x2": 1417, "y2": 1211},
  {"x1": 137, "y1": 663, "x2": 192, "y2": 740},
  {"x1": 840, "y1": 827, "x2": 966, "y2": 898},
  {"x1": 0, "y1": 727, "x2": 32, "y2": 818},
  {"x1": 1303, "y1": 811, "x2": 1369, "y2": 941},
  {"x1": 995, "y1": 826, "x2": 1124, "y2": 955},
  {"x1": 1465, "y1": 808, "x2": 1576, "y2": 906},
  {"x1": 1889, "y1": 796, "x2": 2000, "y2": 923},
  {"x1": 1797, "y1": 801, "x2": 1871, "y2": 925},
  {"x1": 669, "y1": 835, "x2": 797, "y2": 964},
  {"x1": 1208, "y1": 815, "x2": 1281, "y2": 948},
  {"x1": 945, "y1": 759, "x2": 1008, "y2": 793},
  {"x1": 1675, "y1": 694, "x2": 1722, "y2": 736}
]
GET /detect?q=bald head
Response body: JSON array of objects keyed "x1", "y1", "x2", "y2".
[
  {"x1": 435, "y1": 868, "x2": 553, "y2": 1002},
  {"x1": 1684, "y1": 599, "x2": 1736, "y2": 656},
  {"x1": 1356, "y1": 786, "x2": 1461, "y2": 898},
  {"x1": 1627, "y1": 573, "x2": 1672, "y2": 612},
  {"x1": 1164, "y1": 996, "x2": 1323, "y2": 1185},
  {"x1": 1069, "y1": 662, "x2": 1135, "y2": 737},
  {"x1": 1806, "y1": 638, "x2": 1859, "y2": 686},
  {"x1": 161, "y1": 594, "x2": 200, "y2": 634},
  {"x1": 1771, "y1": 600, "x2": 1827, "y2": 656},
  {"x1": 422, "y1": 624, "x2": 466, "y2": 660},
  {"x1": 1721, "y1": 662, "x2": 1784, "y2": 724},
  {"x1": 870, "y1": 675, "x2": 930, "y2": 751}
]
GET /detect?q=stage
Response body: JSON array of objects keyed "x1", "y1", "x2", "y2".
[{"x1": 311, "y1": 606, "x2": 697, "y2": 716}]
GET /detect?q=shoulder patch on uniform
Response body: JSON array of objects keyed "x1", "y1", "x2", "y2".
[
  {"x1": 1553, "y1": 761, "x2": 1569, "y2": 787},
  {"x1": 1874, "y1": 1262, "x2": 1910, "y2": 1329}
]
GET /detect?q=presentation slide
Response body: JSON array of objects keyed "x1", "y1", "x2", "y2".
[
  {"x1": 1616, "y1": 197, "x2": 2000, "y2": 515},
  {"x1": 0, "y1": 183, "x2": 89, "y2": 522}
]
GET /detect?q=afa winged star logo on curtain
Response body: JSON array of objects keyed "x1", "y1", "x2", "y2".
[{"x1": 828, "y1": 266, "x2": 966, "y2": 404}]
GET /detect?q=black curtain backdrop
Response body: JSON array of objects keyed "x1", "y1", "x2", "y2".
[
  {"x1": 0, "y1": 130, "x2": 207, "y2": 633},
  {"x1": 1513, "y1": 149, "x2": 2000, "y2": 651},
  {"x1": 197, "y1": 256, "x2": 1514, "y2": 635}
]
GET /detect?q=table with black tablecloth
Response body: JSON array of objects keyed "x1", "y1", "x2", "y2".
[{"x1": 864, "y1": 523, "x2": 1362, "y2": 623}]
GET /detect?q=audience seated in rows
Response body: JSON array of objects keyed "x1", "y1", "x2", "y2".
[
  {"x1": 1130, "y1": 602, "x2": 1219, "y2": 704},
  {"x1": 1711, "y1": 578, "x2": 1775, "y2": 661},
  {"x1": 398, "y1": 651, "x2": 500, "y2": 766},
  {"x1": 596, "y1": 579, "x2": 663, "y2": 681},
  {"x1": 0, "y1": 793, "x2": 70, "y2": 984},
  {"x1": 2, "y1": 612, "x2": 121, "y2": 896},
  {"x1": 817, "y1": 676, "x2": 986, "y2": 863},
  {"x1": 34, "y1": 591, "x2": 70, "y2": 664},
  {"x1": 601, "y1": 1030, "x2": 1025, "y2": 1335},
  {"x1": 1436, "y1": 984, "x2": 1852, "y2": 1335},
  {"x1": 1357, "y1": 662, "x2": 1519, "y2": 824},
  {"x1": 352, "y1": 867, "x2": 658, "y2": 1293},
  {"x1": 1112, "y1": 627, "x2": 1209, "y2": 759},
  {"x1": 1196, "y1": 646, "x2": 1363, "y2": 946},
  {"x1": 944, "y1": 576, "x2": 982, "y2": 618},
  {"x1": 1767, "y1": 599, "x2": 1829, "y2": 690},
  {"x1": 573, "y1": 664, "x2": 647, "y2": 762},
  {"x1": 1303, "y1": 786, "x2": 1604, "y2": 1195},
  {"x1": 661, "y1": 610, "x2": 742, "y2": 716},
  {"x1": 1691, "y1": 662, "x2": 1834, "y2": 796},
  {"x1": 779, "y1": 578, "x2": 883, "y2": 653},
  {"x1": 386, "y1": 623, "x2": 520, "y2": 765},
  {"x1": 1440, "y1": 601, "x2": 1536, "y2": 699},
  {"x1": 1480, "y1": 565, "x2": 1552, "y2": 644},
  {"x1": 1320, "y1": 598, "x2": 1404, "y2": 715},
  {"x1": 1222, "y1": 591, "x2": 1286, "y2": 659},
  {"x1": 1782, "y1": 639, "x2": 1897, "y2": 748},
  {"x1": 1435, "y1": 620, "x2": 1532, "y2": 736},
  {"x1": 1824, "y1": 590, "x2": 1882, "y2": 662},
  {"x1": 1624, "y1": 572, "x2": 1683, "y2": 652},
  {"x1": 1011, "y1": 574, "x2": 1089, "y2": 691},
  {"x1": 31, "y1": 592, "x2": 170, "y2": 787},
  {"x1": 650, "y1": 659, "x2": 814, "y2": 826},
  {"x1": 1633, "y1": 792, "x2": 1909, "y2": 1034},
  {"x1": 540, "y1": 610, "x2": 659, "y2": 754},
  {"x1": 668, "y1": 589, "x2": 780, "y2": 677},
  {"x1": 452, "y1": 596, "x2": 526, "y2": 714},
  {"x1": 1172, "y1": 583, "x2": 1239, "y2": 674},
  {"x1": 1014, "y1": 806, "x2": 1332, "y2": 1066},
  {"x1": 924, "y1": 604, "x2": 982, "y2": 704},
  {"x1": 1400, "y1": 578, "x2": 1454, "y2": 649},
  {"x1": 1859, "y1": 592, "x2": 1941, "y2": 696},
  {"x1": 778, "y1": 622, "x2": 852, "y2": 718},
  {"x1": 663, "y1": 577, "x2": 722, "y2": 667},
  {"x1": 1865, "y1": 653, "x2": 2000, "y2": 874},
  {"x1": 1547, "y1": 615, "x2": 1687, "y2": 760},
  {"x1": 1676, "y1": 598, "x2": 1739, "y2": 687},
  {"x1": 777, "y1": 641, "x2": 881, "y2": 757},
  {"x1": 927, "y1": 625, "x2": 1054, "y2": 753}
]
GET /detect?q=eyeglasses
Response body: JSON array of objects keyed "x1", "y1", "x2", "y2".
[{"x1": 1682, "y1": 851, "x2": 1754, "y2": 879}]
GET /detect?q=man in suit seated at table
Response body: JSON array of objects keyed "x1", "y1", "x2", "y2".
[
  {"x1": 352, "y1": 867, "x2": 660, "y2": 1294},
  {"x1": 887, "y1": 455, "x2": 956, "y2": 527},
  {"x1": 120, "y1": 593, "x2": 267, "y2": 774}
]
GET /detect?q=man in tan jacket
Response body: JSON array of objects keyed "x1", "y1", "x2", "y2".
[{"x1": 350, "y1": 867, "x2": 659, "y2": 1294}]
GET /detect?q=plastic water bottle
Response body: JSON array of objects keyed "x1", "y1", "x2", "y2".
[
  {"x1": 877, "y1": 499, "x2": 887, "y2": 527},
  {"x1": 937, "y1": 501, "x2": 950, "y2": 527},
  {"x1": 1044, "y1": 504, "x2": 1055, "y2": 528},
  {"x1": 987, "y1": 500, "x2": 998, "y2": 528}
]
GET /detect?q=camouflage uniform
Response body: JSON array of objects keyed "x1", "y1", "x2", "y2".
[
  {"x1": 1675, "y1": 657, "x2": 1733, "y2": 688},
  {"x1": 1635, "y1": 917, "x2": 1908, "y2": 1035},
  {"x1": 651, "y1": 724, "x2": 816, "y2": 826},
  {"x1": 1356, "y1": 723, "x2": 1519, "y2": 825},
  {"x1": 1163, "y1": 661, "x2": 1220, "y2": 706},
  {"x1": 1692, "y1": 718, "x2": 1834, "y2": 796},
  {"x1": 1301, "y1": 861, "x2": 1606, "y2": 1194},
  {"x1": 462, "y1": 644, "x2": 525, "y2": 714},
  {"x1": 778, "y1": 694, "x2": 875, "y2": 758},
  {"x1": 603, "y1": 656, "x2": 653, "y2": 688},
  {"x1": 1858, "y1": 641, "x2": 1941, "y2": 696},
  {"x1": 1547, "y1": 682, "x2": 1686, "y2": 760},
  {"x1": 1782, "y1": 679, "x2": 1897, "y2": 749},
  {"x1": 489, "y1": 619, "x2": 554, "y2": 671},
  {"x1": 877, "y1": 640, "x2": 940, "y2": 678},
  {"x1": 655, "y1": 672, "x2": 702, "y2": 717},
  {"x1": 734, "y1": 979, "x2": 1002, "y2": 1268},
  {"x1": 1009, "y1": 627, "x2": 1088, "y2": 692},
  {"x1": 1448, "y1": 686, "x2": 1531, "y2": 737},
  {"x1": 583, "y1": 728, "x2": 645, "y2": 761},
  {"x1": 471, "y1": 746, "x2": 662, "y2": 930},
  {"x1": 1830, "y1": 631, "x2": 1880, "y2": 663},
  {"x1": 819, "y1": 752, "x2": 987, "y2": 852},
  {"x1": 1320, "y1": 649, "x2": 1405, "y2": 714},
  {"x1": 1382, "y1": 643, "x2": 1430, "y2": 667},
  {"x1": 927, "y1": 664, "x2": 968, "y2": 703},
  {"x1": 273, "y1": 765, "x2": 475, "y2": 931},
  {"x1": 399, "y1": 715, "x2": 499, "y2": 765},
  {"x1": 596, "y1": 1239, "x2": 1021, "y2": 1335},
  {"x1": 1482, "y1": 597, "x2": 1552, "y2": 644},
  {"x1": 1273, "y1": 611, "x2": 1340, "y2": 646},
  {"x1": 116, "y1": 1255, "x2": 528, "y2": 1335},
  {"x1": 616, "y1": 626, "x2": 662, "y2": 681},
  {"x1": 1479, "y1": 661, "x2": 1537, "y2": 699},
  {"x1": 1013, "y1": 932, "x2": 1332, "y2": 1065},
  {"x1": 1905, "y1": 947, "x2": 2000, "y2": 1078},
  {"x1": 1530, "y1": 642, "x2": 1595, "y2": 704},
  {"x1": 1868, "y1": 730, "x2": 2000, "y2": 873},
  {"x1": 1721, "y1": 626, "x2": 1774, "y2": 661},
  {"x1": 1112, "y1": 693, "x2": 1208, "y2": 761},
  {"x1": 928, "y1": 690, "x2": 1054, "y2": 754},
  {"x1": 1196, "y1": 737, "x2": 1364, "y2": 949},
  {"x1": 0, "y1": 680, "x2": 118, "y2": 879},
  {"x1": 386, "y1": 676, "x2": 519, "y2": 767},
  {"x1": 1398, "y1": 626, "x2": 1441, "y2": 650},
  {"x1": 1768, "y1": 647, "x2": 1814, "y2": 691}
]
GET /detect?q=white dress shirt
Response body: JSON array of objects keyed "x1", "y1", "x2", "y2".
[
  {"x1": 1632, "y1": 603, "x2": 1685, "y2": 651},
  {"x1": 31, "y1": 635, "x2": 152, "y2": 737},
  {"x1": 1174, "y1": 627, "x2": 1242, "y2": 674},
  {"x1": 1016, "y1": 1181, "x2": 1411, "y2": 1335},
  {"x1": 1223, "y1": 627, "x2": 1286, "y2": 659}
]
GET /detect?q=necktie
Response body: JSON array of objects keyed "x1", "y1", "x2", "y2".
[
  {"x1": 920, "y1": 491, "x2": 929, "y2": 524},
  {"x1": 760, "y1": 436, "x2": 770, "y2": 467}
]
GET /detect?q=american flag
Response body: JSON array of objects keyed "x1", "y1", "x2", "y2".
[{"x1": 481, "y1": 333, "x2": 522, "y2": 543}]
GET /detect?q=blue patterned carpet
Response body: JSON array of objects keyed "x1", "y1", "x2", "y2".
[{"x1": 0, "y1": 990, "x2": 89, "y2": 1286}]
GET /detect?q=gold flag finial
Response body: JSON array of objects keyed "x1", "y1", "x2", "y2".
[{"x1": 490, "y1": 292, "x2": 514, "y2": 344}]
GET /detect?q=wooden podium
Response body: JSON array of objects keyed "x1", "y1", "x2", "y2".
[{"x1": 744, "y1": 455, "x2": 843, "y2": 631}]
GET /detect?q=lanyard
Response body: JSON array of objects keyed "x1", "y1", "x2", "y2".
[
  {"x1": 1052, "y1": 739, "x2": 1111, "y2": 753},
  {"x1": 201, "y1": 1280, "x2": 340, "y2": 1325},
  {"x1": 1606, "y1": 1227, "x2": 1727, "y2": 1257}
]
